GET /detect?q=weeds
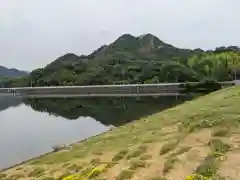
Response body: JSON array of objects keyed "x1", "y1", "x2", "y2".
[
  {"x1": 15, "y1": 167, "x2": 23, "y2": 171},
  {"x1": 105, "y1": 161, "x2": 118, "y2": 169},
  {"x1": 126, "y1": 145, "x2": 148, "y2": 159},
  {"x1": 62, "y1": 163, "x2": 70, "y2": 167},
  {"x1": 56, "y1": 171, "x2": 71, "y2": 180},
  {"x1": 0, "y1": 174, "x2": 6, "y2": 179},
  {"x1": 163, "y1": 158, "x2": 178, "y2": 174},
  {"x1": 28, "y1": 167, "x2": 45, "y2": 177},
  {"x1": 171, "y1": 146, "x2": 191, "y2": 156},
  {"x1": 208, "y1": 139, "x2": 230, "y2": 154},
  {"x1": 67, "y1": 164, "x2": 82, "y2": 172},
  {"x1": 212, "y1": 128, "x2": 229, "y2": 137},
  {"x1": 126, "y1": 150, "x2": 144, "y2": 159},
  {"x1": 140, "y1": 154, "x2": 152, "y2": 160},
  {"x1": 129, "y1": 159, "x2": 146, "y2": 170},
  {"x1": 160, "y1": 141, "x2": 179, "y2": 155},
  {"x1": 112, "y1": 149, "x2": 128, "y2": 161},
  {"x1": 91, "y1": 158, "x2": 101, "y2": 165},
  {"x1": 116, "y1": 169, "x2": 135, "y2": 180},
  {"x1": 148, "y1": 177, "x2": 167, "y2": 180},
  {"x1": 195, "y1": 139, "x2": 229, "y2": 178},
  {"x1": 41, "y1": 177, "x2": 55, "y2": 180},
  {"x1": 195, "y1": 155, "x2": 217, "y2": 177},
  {"x1": 7, "y1": 174, "x2": 24, "y2": 180}
]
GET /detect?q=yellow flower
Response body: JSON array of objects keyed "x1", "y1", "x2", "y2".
[
  {"x1": 62, "y1": 174, "x2": 84, "y2": 180},
  {"x1": 86, "y1": 165, "x2": 106, "y2": 178},
  {"x1": 186, "y1": 174, "x2": 209, "y2": 180},
  {"x1": 62, "y1": 164, "x2": 106, "y2": 180}
]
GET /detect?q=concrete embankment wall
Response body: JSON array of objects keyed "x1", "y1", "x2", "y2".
[
  {"x1": 0, "y1": 82, "x2": 235, "y2": 97},
  {"x1": 0, "y1": 84, "x2": 184, "y2": 97}
]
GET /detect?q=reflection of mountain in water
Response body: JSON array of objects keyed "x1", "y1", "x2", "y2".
[
  {"x1": 0, "y1": 97, "x2": 22, "y2": 112},
  {"x1": 24, "y1": 96, "x2": 193, "y2": 126}
]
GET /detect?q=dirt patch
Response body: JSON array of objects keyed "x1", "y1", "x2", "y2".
[
  {"x1": 130, "y1": 143, "x2": 165, "y2": 179},
  {"x1": 180, "y1": 129, "x2": 212, "y2": 147},
  {"x1": 219, "y1": 150, "x2": 240, "y2": 179},
  {"x1": 103, "y1": 161, "x2": 129, "y2": 180},
  {"x1": 161, "y1": 125, "x2": 179, "y2": 134},
  {"x1": 167, "y1": 146, "x2": 210, "y2": 180},
  {"x1": 229, "y1": 134, "x2": 240, "y2": 149}
]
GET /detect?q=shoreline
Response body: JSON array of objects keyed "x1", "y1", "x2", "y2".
[{"x1": 0, "y1": 128, "x2": 112, "y2": 172}]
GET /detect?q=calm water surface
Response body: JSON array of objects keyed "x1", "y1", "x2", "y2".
[
  {"x1": 0, "y1": 98, "x2": 109, "y2": 170},
  {"x1": 0, "y1": 95, "x2": 192, "y2": 170}
]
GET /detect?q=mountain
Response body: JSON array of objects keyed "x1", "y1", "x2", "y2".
[
  {"x1": 0, "y1": 65, "x2": 28, "y2": 77},
  {"x1": 2, "y1": 33, "x2": 240, "y2": 87}
]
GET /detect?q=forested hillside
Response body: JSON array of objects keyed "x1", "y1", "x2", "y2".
[
  {"x1": 0, "y1": 66, "x2": 28, "y2": 78},
  {"x1": 3, "y1": 34, "x2": 240, "y2": 87}
]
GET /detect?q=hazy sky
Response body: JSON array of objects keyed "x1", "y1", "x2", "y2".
[{"x1": 1, "y1": 0, "x2": 240, "y2": 71}]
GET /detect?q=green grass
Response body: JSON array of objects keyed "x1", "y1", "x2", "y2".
[
  {"x1": 15, "y1": 167, "x2": 23, "y2": 171},
  {"x1": 105, "y1": 161, "x2": 118, "y2": 169},
  {"x1": 2, "y1": 87, "x2": 240, "y2": 179},
  {"x1": 66, "y1": 163, "x2": 82, "y2": 172},
  {"x1": 195, "y1": 139, "x2": 230, "y2": 178},
  {"x1": 116, "y1": 169, "x2": 135, "y2": 180},
  {"x1": 41, "y1": 177, "x2": 55, "y2": 180},
  {"x1": 126, "y1": 146, "x2": 148, "y2": 159},
  {"x1": 0, "y1": 174, "x2": 6, "y2": 179},
  {"x1": 208, "y1": 139, "x2": 230, "y2": 154},
  {"x1": 56, "y1": 171, "x2": 71, "y2": 180},
  {"x1": 112, "y1": 149, "x2": 129, "y2": 161},
  {"x1": 148, "y1": 177, "x2": 167, "y2": 180},
  {"x1": 212, "y1": 128, "x2": 229, "y2": 137},
  {"x1": 129, "y1": 159, "x2": 146, "y2": 170},
  {"x1": 163, "y1": 158, "x2": 178, "y2": 174},
  {"x1": 160, "y1": 141, "x2": 179, "y2": 155},
  {"x1": 28, "y1": 87, "x2": 240, "y2": 164},
  {"x1": 171, "y1": 146, "x2": 191, "y2": 156},
  {"x1": 91, "y1": 158, "x2": 101, "y2": 165},
  {"x1": 28, "y1": 167, "x2": 45, "y2": 177},
  {"x1": 8, "y1": 174, "x2": 24, "y2": 180},
  {"x1": 195, "y1": 155, "x2": 217, "y2": 177},
  {"x1": 140, "y1": 154, "x2": 152, "y2": 160}
]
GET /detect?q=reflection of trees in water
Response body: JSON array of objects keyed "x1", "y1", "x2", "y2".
[
  {"x1": 24, "y1": 96, "x2": 193, "y2": 126},
  {"x1": 0, "y1": 97, "x2": 22, "y2": 112}
]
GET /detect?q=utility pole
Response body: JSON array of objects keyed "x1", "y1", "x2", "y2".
[{"x1": 122, "y1": 68, "x2": 125, "y2": 85}]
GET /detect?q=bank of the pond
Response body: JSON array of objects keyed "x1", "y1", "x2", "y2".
[
  {"x1": 1, "y1": 86, "x2": 240, "y2": 180},
  {"x1": 0, "y1": 130, "x2": 111, "y2": 173}
]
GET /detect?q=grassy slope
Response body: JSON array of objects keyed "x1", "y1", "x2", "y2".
[{"x1": 1, "y1": 87, "x2": 240, "y2": 180}]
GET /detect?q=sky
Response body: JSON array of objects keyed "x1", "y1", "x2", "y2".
[{"x1": 0, "y1": 0, "x2": 240, "y2": 71}]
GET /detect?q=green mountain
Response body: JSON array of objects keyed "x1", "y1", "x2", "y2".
[
  {"x1": 0, "y1": 66, "x2": 28, "y2": 78},
  {"x1": 3, "y1": 34, "x2": 240, "y2": 87}
]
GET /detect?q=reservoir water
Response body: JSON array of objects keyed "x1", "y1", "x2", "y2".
[{"x1": 0, "y1": 95, "x2": 192, "y2": 170}]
